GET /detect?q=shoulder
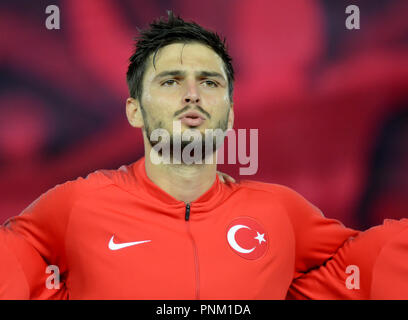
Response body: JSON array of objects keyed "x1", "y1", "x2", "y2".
[
  {"x1": 236, "y1": 180, "x2": 312, "y2": 203},
  {"x1": 233, "y1": 179, "x2": 325, "y2": 220},
  {"x1": 348, "y1": 219, "x2": 408, "y2": 299},
  {"x1": 32, "y1": 163, "x2": 136, "y2": 206},
  {"x1": 238, "y1": 180, "x2": 295, "y2": 193}
]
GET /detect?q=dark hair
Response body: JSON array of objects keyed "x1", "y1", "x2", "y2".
[{"x1": 126, "y1": 11, "x2": 234, "y2": 102}]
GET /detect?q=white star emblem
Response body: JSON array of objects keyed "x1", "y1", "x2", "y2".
[{"x1": 254, "y1": 232, "x2": 266, "y2": 245}]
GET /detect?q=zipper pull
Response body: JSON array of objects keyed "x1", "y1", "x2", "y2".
[{"x1": 185, "y1": 203, "x2": 191, "y2": 221}]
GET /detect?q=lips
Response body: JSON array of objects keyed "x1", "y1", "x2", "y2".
[{"x1": 178, "y1": 111, "x2": 206, "y2": 127}]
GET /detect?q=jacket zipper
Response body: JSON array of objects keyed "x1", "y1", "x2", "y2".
[{"x1": 185, "y1": 203, "x2": 200, "y2": 299}]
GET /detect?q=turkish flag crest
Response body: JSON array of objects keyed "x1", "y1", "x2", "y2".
[{"x1": 226, "y1": 217, "x2": 268, "y2": 260}]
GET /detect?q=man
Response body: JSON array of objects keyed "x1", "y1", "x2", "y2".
[
  {"x1": 287, "y1": 218, "x2": 408, "y2": 299},
  {"x1": 0, "y1": 11, "x2": 393, "y2": 299}
]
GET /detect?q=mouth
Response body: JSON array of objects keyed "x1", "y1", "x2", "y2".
[{"x1": 178, "y1": 111, "x2": 206, "y2": 127}]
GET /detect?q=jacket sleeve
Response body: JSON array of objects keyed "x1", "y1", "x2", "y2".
[
  {"x1": 0, "y1": 179, "x2": 79, "y2": 299},
  {"x1": 286, "y1": 218, "x2": 408, "y2": 299},
  {"x1": 275, "y1": 185, "x2": 360, "y2": 279},
  {"x1": 0, "y1": 237, "x2": 29, "y2": 299}
]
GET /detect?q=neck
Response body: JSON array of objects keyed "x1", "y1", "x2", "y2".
[{"x1": 144, "y1": 145, "x2": 217, "y2": 203}]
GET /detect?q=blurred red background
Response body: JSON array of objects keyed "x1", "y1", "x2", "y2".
[{"x1": 0, "y1": 0, "x2": 407, "y2": 230}]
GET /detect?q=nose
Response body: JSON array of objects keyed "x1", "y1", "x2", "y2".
[{"x1": 183, "y1": 82, "x2": 200, "y2": 105}]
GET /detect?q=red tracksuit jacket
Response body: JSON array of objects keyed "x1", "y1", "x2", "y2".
[
  {"x1": 287, "y1": 218, "x2": 408, "y2": 299},
  {"x1": 0, "y1": 157, "x2": 358, "y2": 299}
]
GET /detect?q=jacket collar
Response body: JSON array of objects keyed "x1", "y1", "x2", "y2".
[{"x1": 127, "y1": 157, "x2": 231, "y2": 215}]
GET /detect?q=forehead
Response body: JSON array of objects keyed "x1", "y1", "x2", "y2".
[{"x1": 145, "y1": 42, "x2": 227, "y2": 78}]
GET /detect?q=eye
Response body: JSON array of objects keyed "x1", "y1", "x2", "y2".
[
  {"x1": 202, "y1": 80, "x2": 218, "y2": 88},
  {"x1": 161, "y1": 79, "x2": 178, "y2": 86}
]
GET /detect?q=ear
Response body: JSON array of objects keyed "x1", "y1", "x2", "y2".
[
  {"x1": 227, "y1": 103, "x2": 234, "y2": 130},
  {"x1": 126, "y1": 98, "x2": 144, "y2": 128}
]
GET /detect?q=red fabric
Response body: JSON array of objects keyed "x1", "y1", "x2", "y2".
[
  {"x1": 0, "y1": 157, "x2": 357, "y2": 299},
  {"x1": 287, "y1": 219, "x2": 408, "y2": 299}
]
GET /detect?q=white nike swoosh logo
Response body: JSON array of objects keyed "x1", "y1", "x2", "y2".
[{"x1": 108, "y1": 236, "x2": 151, "y2": 250}]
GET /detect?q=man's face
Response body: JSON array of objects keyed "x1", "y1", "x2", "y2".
[{"x1": 132, "y1": 42, "x2": 233, "y2": 155}]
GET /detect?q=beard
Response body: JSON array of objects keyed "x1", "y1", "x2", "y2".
[{"x1": 140, "y1": 103, "x2": 230, "y2": 163}]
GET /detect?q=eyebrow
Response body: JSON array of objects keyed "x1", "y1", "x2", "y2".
[
  {"x1": 154, "y1": 70, "x2": 185, "y2": 81},
  {"x1": 198, "y1": 71, "x2": 226, "y2": 81},
  {"x1": 153, "y1": 70, "x2": 226, "y2": 82}
]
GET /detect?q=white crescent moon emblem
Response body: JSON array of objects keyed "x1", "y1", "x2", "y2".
[{"x1": 227, "y1": 224, "x2": 256, "y2": 254}]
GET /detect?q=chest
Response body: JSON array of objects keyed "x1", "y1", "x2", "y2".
[{"x1": 65, "y1": 197, "x2": 295, "y2": 299}]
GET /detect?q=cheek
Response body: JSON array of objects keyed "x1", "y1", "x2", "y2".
[
  {"x1": 201, "y1": 86, "x2": 230, "y2": 106},
  {"x1": 143, "y1": 92, "x2": 153, "y2": 106},
  {"x1": 149, "y1": 85, "x2": 181, "y2": 106},
  {"x1": 223, "y1": 90, "x2": 229, "y2": 104},
  {"x1": 201, "y1": 92, "x2": 221, "y2": 110},
  {"x1": 142, "y1": 89, "x2": 178, "y2": 122},
  {"x1": 203, "y1": 93, "x2": 229, "y2": 112}
]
